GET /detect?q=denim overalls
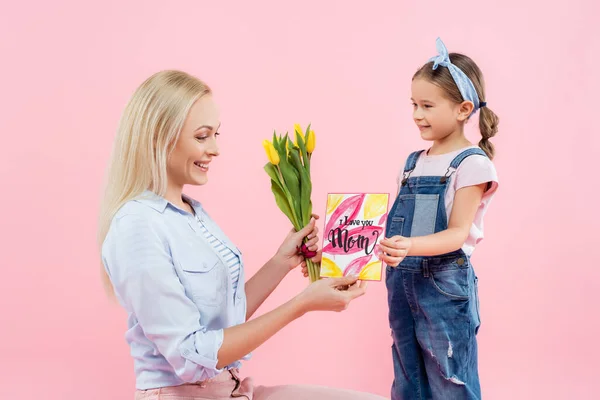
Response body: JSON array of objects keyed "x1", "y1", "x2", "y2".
[{"x1": 385, "y1": 147, "x2": 486, "y2": 400}]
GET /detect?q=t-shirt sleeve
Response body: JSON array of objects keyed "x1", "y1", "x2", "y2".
[{"x1": 454, "y1": 155, "x2": 499, "y2": 201}]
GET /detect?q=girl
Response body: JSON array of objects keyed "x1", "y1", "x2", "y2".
[
  {"x1": 378, "y1": 38, "x2": 500, "y2": 400},
  {"x1": 98, "y1": 70, "x2": 386, "y2": 400}
]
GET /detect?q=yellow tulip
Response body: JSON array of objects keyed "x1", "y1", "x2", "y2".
[
  {"x1": 293, "y1": 124, "x2": 305, "y2": 147},
  {"x1": 262, "y1": 139, "x2": 280, "y2": 165},
  {"x1": 306, "y1": 130, "x2": 316, "y2": 153}
]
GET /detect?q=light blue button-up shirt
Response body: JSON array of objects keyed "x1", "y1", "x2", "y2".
[{"x1": 101, "y1": 190, "x2": 250, "y2": 390}]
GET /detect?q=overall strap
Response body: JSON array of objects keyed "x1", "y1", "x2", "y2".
[
  {"x1": 401, "y1": 150, "x2": 424, "y2": 186},
  {"x1": 440, "y1": 147, "x2": 488, "y2": 184},
  {"x1": 404, "y1": 150, "x2": 425, "y2": 172},
  {"x1": 449, "y1": 147, "x2": 487, "y2": 169}
]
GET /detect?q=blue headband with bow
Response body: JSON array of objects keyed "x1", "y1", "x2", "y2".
[{"x1": 428, "y1": 37, "x2": 485, "y2": 115}]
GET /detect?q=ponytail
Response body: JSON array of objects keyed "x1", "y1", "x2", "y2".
[{"x1": 478, "y1": 105, "x2": 499, "y2": 160}]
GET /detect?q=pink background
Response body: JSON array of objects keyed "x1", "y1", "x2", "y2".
[{"x1": 1, "y1": 1, "x2": 598, "y2": 399}]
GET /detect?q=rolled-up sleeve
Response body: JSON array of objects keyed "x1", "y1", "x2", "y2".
[{"x1": 103, "y1": 213, "x2": 224, "y2": 382}]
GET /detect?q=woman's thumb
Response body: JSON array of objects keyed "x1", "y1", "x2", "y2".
[
  {"x1": 296, "y1": 217, "x2": 315, "y2": 238},
  {"x1": 330, "y1": 274, "x2": 359, "y2": 287}
]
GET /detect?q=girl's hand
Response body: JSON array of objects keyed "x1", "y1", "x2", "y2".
[
  {"x1": 273, "y1": 215, "x2": 320, "y2": 272},
  {"x1": 294, "y1": 275, "x2": 367, "y2": 314},
  {"x1": 377, "y1": 236, "x2": 412, "y2": 267}
]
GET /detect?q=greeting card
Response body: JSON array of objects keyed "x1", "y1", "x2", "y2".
[{"x1": 320, "y1": 193, "x2": 389, "y2": 281}]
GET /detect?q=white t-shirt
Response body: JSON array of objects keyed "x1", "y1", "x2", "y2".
[{"x1": 395, "y1": 146, "x2": 499, "y2": 255}]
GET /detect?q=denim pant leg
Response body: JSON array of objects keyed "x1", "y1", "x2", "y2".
[
  {"x1": 386, "y1": 267, "x2": 431, "y2": 400},
  {"x1": 413, "y1": 265, "x2": 482, "y2": 400}
]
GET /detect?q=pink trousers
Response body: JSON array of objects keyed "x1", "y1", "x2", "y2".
[{"x1": 134, "y1": 369, "x2": 388, "y2": 400}]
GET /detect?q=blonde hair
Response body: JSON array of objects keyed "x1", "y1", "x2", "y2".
[
  {"x1": 413, "y1": 53, "x2": 499, "y2": 160},
  {"x1": 97, "y1": 70, "x2": 212, "y2": 294}
]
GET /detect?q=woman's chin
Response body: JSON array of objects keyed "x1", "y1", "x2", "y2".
[{"x1": 188, "y1": 174, "x2": 209, "y2": 186}]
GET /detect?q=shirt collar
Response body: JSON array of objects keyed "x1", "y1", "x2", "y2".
[{"x1": 134, "y1": 190, "x2": 204, "y2": 215}]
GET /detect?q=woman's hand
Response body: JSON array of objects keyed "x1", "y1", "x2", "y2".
[
  {"x1": 273, "y1": 216, "x2": 320, "y2": 272},
  {"x1": 300, "y1": 249, "x2": 321, "y2": 278},
  {"x1": 377, "y1": 236, "x2": 412, "y2": 267},
  {"x1": 218, "y1": 274, "x2": 367, "y2": 368},
  {"x1": 294, "y1": 275, "x2": 367, "y2": 314}
]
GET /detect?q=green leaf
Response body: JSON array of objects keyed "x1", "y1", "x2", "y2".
[
  {"x1": 274, "y1": 132, "x2": 288, "y2": 161},
  {"x1": 273, "y1": 132, "x2": 284, "y2": 155},
  {"x1": 279, "y1": 159, "x2": 299, "y2": 197},
  {"x1": 264, "y1": 163, "x2": 284, "y2": 190},
  {"x1": 294, "y1": 129, "x2": 309, "y2": 172},
  {"x1": 277, "y1": 154, "x2": 301, "y2": 221},
  {"x1": 271, "y1": 179, "x2": 299, "y2": 229},
  {"x1": 287, "y1": 136, "x2": 296, "y2": 152},
  {"x1": 264, "y1": 163, "x2": 300, "y2": 229},
  {"x1": 288, "y1": 147, "x2": 312, "y2": 226}
]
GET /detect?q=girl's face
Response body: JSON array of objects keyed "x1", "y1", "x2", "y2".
[
  {"x1": 411, "y1": 78, "x2": 468, "y2": 142},
  {"x1": 167, "y1": 95, "x2": 221, "y2": 189}
]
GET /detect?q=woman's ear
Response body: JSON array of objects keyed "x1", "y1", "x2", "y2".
[{"x1": 457, "y1": 101, "x2": 474, "y2": 121}]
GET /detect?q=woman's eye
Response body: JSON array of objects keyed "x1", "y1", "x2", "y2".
[{"x1": 196, "y1": 132, "x2": 220, "y2": 141}]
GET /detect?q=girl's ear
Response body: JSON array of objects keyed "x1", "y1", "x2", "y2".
[{"x1": 457, "y1": 101, "x2": 474, "y2": 121}]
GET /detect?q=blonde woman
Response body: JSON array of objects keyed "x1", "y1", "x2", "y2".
[{"x1": 98, "y1": 70, "x2": 386, "y2": 400}]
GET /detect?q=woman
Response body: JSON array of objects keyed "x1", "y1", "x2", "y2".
[{"x1": 98, "y1": 70, "x2": 386, "y2": 399}]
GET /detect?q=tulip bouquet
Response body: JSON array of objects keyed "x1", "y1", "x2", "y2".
[{"x1": 262, "y1": 123, "x2": 320, "y2": 282}]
